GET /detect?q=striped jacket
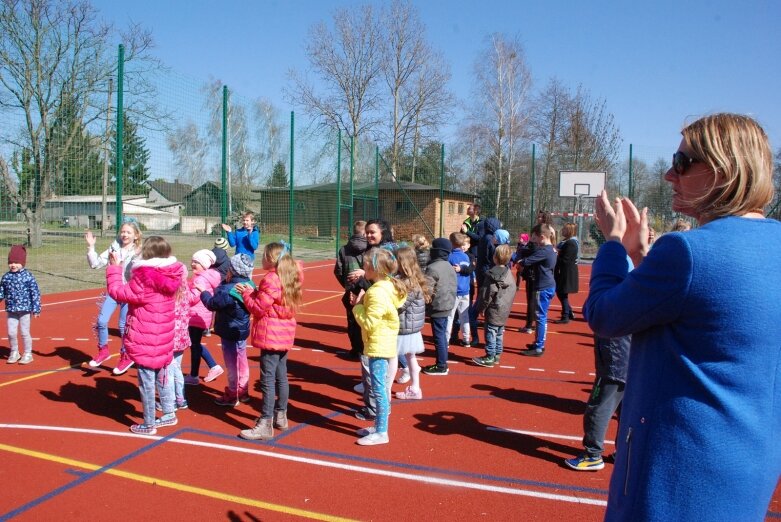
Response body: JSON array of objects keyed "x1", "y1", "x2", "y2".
[{"x1": 242, "y1": 268, "x2": 297, "y2": 351}]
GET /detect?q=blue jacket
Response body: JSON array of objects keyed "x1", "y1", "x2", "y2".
[
  {"x1": 585, "y1": 217, "x2": 781, "y2": 521},
  {"x1": 448, "y1": 249, "x2": 473, "y2": 297},
  {"x1": 227, "y1": 226, "x2": 260, "y2": 259},
  {"x1": 477, "y1": 217, "x2": 501, "y2": 284},
  {"x1": 201, "y1": 274, "x2": 251, "y2": 342},
  {"x1": 0, "y1": 269, "x2": 41, "y2": 314},
  {"x1": 520, "y1": 244, "x2": 556, "y2": 291}
]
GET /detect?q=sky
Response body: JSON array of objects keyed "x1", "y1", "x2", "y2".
[{"x1": 90, "y1": 0, "x2": 781, "y2": 165}]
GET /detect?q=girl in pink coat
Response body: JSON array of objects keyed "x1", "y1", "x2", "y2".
[
  {"x1": 184, "y1": 249, "x2": 224, "y2": 386},
  {"x1": 237, "y1": 242, "x2": 303, "y2": 441},
  {"x1": 107, "y1": 236, "x2": 188, "y2": 435}
]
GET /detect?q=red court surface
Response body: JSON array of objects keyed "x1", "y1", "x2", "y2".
[{"x1": 1, "y1": 261, "x2": 779, "y2": 521}]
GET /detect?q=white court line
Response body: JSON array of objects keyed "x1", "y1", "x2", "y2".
[
  {"x1": 50, "y1": 338, "x2": 65, "y2": 341},
  {"x1": 558, "y1": 370, "x2": 576, "y2": 375},
  {"x1": 75, "y1": 338, "x2": 90, "y2": 341},
  {"x1": 488, "y1": 426, "x2": 614, "y2": 446},
  {"x1": 529, "y1": 368, "x2": 545, "y2": 372},
  {"x1": 0, "y1": 423, "x2": 607, "y2": 507},
  {"x1": 498, "y1": 365, "x2": 516, "y2": 369}
]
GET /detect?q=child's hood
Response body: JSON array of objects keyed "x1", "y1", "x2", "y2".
[
  {"x1": 486, "y1": 265, "x2": 511, "y2": 289},
  {"x1": 483, "y1": 217, "x2": 501, "y2": 235},
  {"x1": 132, "y1": 257, "x2": 186, "y2": 295},
  {"x1": 346, "y1": 234, "x2": 367, "y2": 256},
  {"x1": 375, "y1": 279, "x2": 407, "y2": 309}
]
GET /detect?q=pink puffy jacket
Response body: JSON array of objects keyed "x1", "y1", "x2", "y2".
[
  {"x1": 188, "y1": 268, "x2": 221, "y2": 329},
  {"x1": 107, "y1": 258, "x2": 187, "y2": 369},
  {"x1": 242, "y1": 268, "x2": 298, "y2": 352}
]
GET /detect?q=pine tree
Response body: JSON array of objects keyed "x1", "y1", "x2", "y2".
[
  {"x1": 269, "y1": 160, "x2": 288, "y2": 187},
  {"x1": 111, "y1": 114, "x2": 150, "y2": 195}
]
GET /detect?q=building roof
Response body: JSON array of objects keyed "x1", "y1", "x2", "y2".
[
  {"x1": 47, "y1": 194, "x2": 147, "y2": 203},
  {"x1": 146, "y1": 179, "x2": 193, "y2": 202},
  {"x1": 252, "y1": 181, "x2": 475, "y2": 198}
]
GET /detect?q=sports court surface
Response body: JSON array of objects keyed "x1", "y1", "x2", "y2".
[{"x1": 1, "y1": 261, "x2": 779, "y2": 521}]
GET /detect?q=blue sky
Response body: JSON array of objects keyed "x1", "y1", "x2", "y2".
[{"x1": 92, "y1": 0, "x2": 781, "y2": 159}]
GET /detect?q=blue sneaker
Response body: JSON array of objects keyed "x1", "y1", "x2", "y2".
[{"x1": 564, "y1": 454, "x2": 605, "y2": 471}]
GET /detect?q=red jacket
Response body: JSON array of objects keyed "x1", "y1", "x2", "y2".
[
  {"x1": 107, "y1": 258, "x2": 187, "y2": 369},
  {"x1": 242, "y1": 268, "x2": 297, "y2": 351}
]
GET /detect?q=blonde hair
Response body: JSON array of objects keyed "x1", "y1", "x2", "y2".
[
  {"x1": 353, "y1": 220, "x2": 366, "y2": 235},
  {"x1": 395, "y1": 246, "x2": 431, "y2": 303},
  {"x1": 119, "y1": 221, "x2": 143, "y2": 248},
  {"x1": 682, "y1": 113, "x2": 774, "y2": 222},
  {"x1": 141, "y1": 236, "x2": 171, "y2": 260},
  {"x1": 494, "y1": 244, "x2": 512, "y2": 266},
  {"x1": 365, "y1": 247, "x2": 406, "y2": 297},
  {"x1": 264, "y1": 242, "x2": 303, "y2": 311},
  {"x1": 411, "y1": 233, "x2": 430, "y2": 251}
]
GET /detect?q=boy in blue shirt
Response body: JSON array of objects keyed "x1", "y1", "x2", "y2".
[
  {"x1": 446, "y1": 232, "x2": 474, "y2": 347},
  {"x1": 221, "y1": 211, "x2": 260, "y2": 260},
  {"x1": 519, "y1": 223, "x2": 557, "y2": 357}
]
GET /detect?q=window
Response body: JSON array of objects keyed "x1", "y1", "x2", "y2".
[
  {"x1": 448, "y1": 202, "x2": 455, "y2": 214},
  {"x1": 395, "y1": 201, "x2": 412, "y2": 213},
  {"x1": 458, "y1": 202, "x2": 464, "y2": 214}
]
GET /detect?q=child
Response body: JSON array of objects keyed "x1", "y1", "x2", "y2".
[
  {"x1": 1, "y1": 245, "x2": 41, "y2": 364},
  {"x1": 198, "y1": 253, "x2": 253, "y2": 406},
  {"x1": 519, "y1": 223, "x2": 557, "y2": 357},
  {"x1": 393, "y1": 247, "x2": 430, "y2": 400},
  {"x1": 512, "y1": 232, "x2": 537, "y2": 333},
  {"x1": 334, "y1": 220, "x2": 367, "y2": 360},
  {"x1": 446, "y1": 232, "x2": 474, "y2": 347},
  {"x1": 221, "y1": 211, "x2": 260, "y2": 260},
  {"x1": 238, "y1": 243, "x2": 304, "y2": 440},
  {"x1": 184, "y1": 250, "x2": 224, "y2": 385},
  {"x1": 85, "y1": 219, "x2": 142, "y2": 374},
  {"x1": 421, "y1": 238, "x2": 457, "y2": 376},
  {"x1": 472, "y1": 244, "x2": 516, "y2": 367},
  {"x1": 106, "y1": 236, "x2": 188, "y2": 435},
  {"x1": 411, "y1": 234, "x2": 430, "y2": 271},
  {"x1": 352, "y1": 247, "x2": 407, "y2": 445}
]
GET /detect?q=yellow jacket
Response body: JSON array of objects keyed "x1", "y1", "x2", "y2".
[{"x1": 353, "y1": 279, "x2": 407, "y2": 358}]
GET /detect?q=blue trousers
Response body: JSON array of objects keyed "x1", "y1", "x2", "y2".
[
  {"x1": 533, "y1": 287, "x2": 555, "y2": 350},
  {"x1": 431, "y1": 316, "x2": 449, "y2": 368},
  {"x1": 369, "y1": 357, "x2": 389, "y2": 434}
]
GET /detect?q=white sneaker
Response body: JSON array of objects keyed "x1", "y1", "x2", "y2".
[
  {"x1": 7, "y1": 351, "x2": 20, "y2": 364},
  {"x1": 19, "y1": 352, "x2": 33, "y2": 365},
  {"x1": 357, "y1": 431, "x2": 389, "y2": 446},
  {"x1": 396, "y1": 368, "x2": 411, "y2": 384},
  {"x1": 353, "y1": 382, "x2": 364, "y2": 394},
  {"x1": 356, "y1": 426, "x2": 376, "y2": 437}
]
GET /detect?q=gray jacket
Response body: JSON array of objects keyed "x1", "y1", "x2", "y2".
[
  {"x1": 398, "y1": 290, "x2": 426, "y2": 335},
  {"x1": 477, "y1": 265, "x2": 516, "y2": 326},
  {"x1": 425, "y1": 258, "x2": 457, "y2": 318}
]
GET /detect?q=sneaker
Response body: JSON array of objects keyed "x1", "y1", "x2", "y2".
[
  {"x1": 353, "y1": 382, "x2": 365, "y2": 394},
  {"x1": 88, "y1": 345, "x2": 110, "y2": 367},
  {"x1": 184, "y1": 375, "x2": 200, "y2": 386},
  {"x1": 214, "y1": 394, "x2": 239, "y2": 407},
  {"x1": 396, "y1": 368, "x2": 411, "y2": 384},
  {"x1": 520, "y1": 348, "x2": 544, "y2": 357},
  {"x1": 422, "y1": 364, "x2": 449, "y2": 376},
  {"x1": 354, "y1": 408, "x2": 376, "y2": 421},
  {"x1": 204, "y1": 365, "x2": 224, "y2": 383},
  {"x1": 155, "y1": 401, "x2": 162, "y2": 412},
  {"x1": 519, "y1": 327, "x2": 534, "y2": 334},
  {"x1": 460, "y1": 340, "x2": 472, "y2": 348},
  {"x1": 356, "y1": 426, "x2": 376, "y2": 437},
  {"x1": 472, "y1": 355, "x2": 496, "y2": 368},
  {"x1": 7, "y1": 351, "x2": 20, "y2": 364},
  {"x1": 357, "y1": 432, "x2": 389, "y2": 446},
  {"x1": 130, "y1": 424, "x2": 157, "y2": 435},
  {"x1": 19, "y1": 352, "x2": 33, "y2": 364},
  {"x1": 395, "y1": 386, "x2": 423, "y2": 400},
  {"x1": 112, "y1": 351, "x2": 134, "y2": 375},
  {"x1": 238, "y1": 394, "x2": 251, "y2": 404},
  {"x1": 564, "y1": 454, "x2": 605, "y2": 471},
  {"x1": 553, "y1": 318, "x2": 570, "y2": 325},
  {"x1": 176, "y1": 400, "x2": 189, "y2": 410},
  {"x1": 154, "y1": 414, "x2": 178, "y2": 428},
  {"x1": 204, "y1": 328, "x2": 212, "y2": 337}
]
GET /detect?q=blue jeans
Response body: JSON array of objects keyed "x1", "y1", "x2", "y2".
[
  {"x1": 484, "y1": 323, "x2": 505, "y2": 358},
  {"x1": 533, "y1": 287, "x2": 555, "y2": 350},
  {"x1": 172, "y1": 351, "x2": 185, "y2": 403},
  {"x1": 369, "y1": 357, "x2": 389, "y2": 434},
  {"x1": 188, "y1": 326, "x2": 217, "y2": 377},
  {"x1": 260, "y1": 350, "x2": 289, "y2": 419},
  {"x1": 431, "y1": 316, "x2": 449, "y2": 368},
  {"x1": 97, "y1": 294, "x2": 127, "y2": 347},
  {"x1": 137, "y1": 364, "x2": 174, "y2": 427}
]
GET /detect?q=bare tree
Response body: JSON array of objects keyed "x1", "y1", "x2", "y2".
[
  {"x1": 529, "y1": 78, "x2": 570, "y2": 212},
  {"x1": 167, "y1": 121, "x2": 209, "y2": 187},
  {"x1": 564, "y1": 85, "x2": 623, "y2": 173},
  {"x1": 253, "y1": 98, "x2": 285, "y2": 184},
  {"x1": 287, "y1": 4, "x2": 384, "y2": 167},
  {"x1": 470, "y1": 34, "x2": 532, "y2": 220},
  {"x1": 0, "y1": 0, "x2": 157, "y2": 246}
]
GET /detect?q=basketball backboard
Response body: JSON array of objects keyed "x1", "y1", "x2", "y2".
[{"x1": 559, "y1": 171, "x2": 606, "y2": 198}]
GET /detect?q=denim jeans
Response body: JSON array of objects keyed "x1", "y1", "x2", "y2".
[
  {"x1": 188, "y1": 326, "x2": 217, "y2": 377},
  {"x1": 137, "y1": 364, "x2": 174, "y2": 426},
  {"x1": 583, "y1": 378, "x2": 625, "y2": 457},
  {"x1": 260, "y1": 350, "x2": 289, "y2": 419},
  {"x1": 221, "y1": 338, "x2": 249, "y2": 396},
  {"x1": 369, "y1": 357, "x2": 390, "y2": 434},
  {"x1": 484, "y1": 323, "x2": 505, "y2": 358},
  {"x1": 96, "y1": 294, "x2": 128, "y2": 348},
  {"x1": 533, "y1": 287, "x2": 555, "y2": 350},
  {"x1": 171, "y1": 351, "x2": 185, "y2": 403},
  {"x1": 431, "y1": 316, "x2": 449, "y2": 368}
]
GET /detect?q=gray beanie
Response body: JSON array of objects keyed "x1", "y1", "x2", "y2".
[{"x1": 230, "y1": 253, "x2": 254, "y2": 278}]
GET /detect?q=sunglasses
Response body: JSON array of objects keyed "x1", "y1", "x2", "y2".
[{"x1": 672, "y1": 151, "x2": 701, "y2": 176}]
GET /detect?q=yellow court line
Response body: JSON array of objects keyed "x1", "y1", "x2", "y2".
[
  {"x1": 0, "y1": 442, "x2": 357, "y2": 522},
  {"x1": 302, "y1": 294, "x2": 342, "y2": 307},
  {"x1": 0, "y1": 358, "x2": 101, "y2": 388},
  {"x1": 298, "y1": 312, "x2": 345, "y2": 319}
]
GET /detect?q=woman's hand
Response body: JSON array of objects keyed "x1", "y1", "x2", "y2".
[
  {"x1": 85, "y1": 230, "x2": 96, "y2": 248},
  {"x1": 221, "y1": 223, "x2": 232, "y2": 232},
  {"x1": 620, "y1": 198, "x2": 650, "y2": 266},
  {"x1": 346, "y1": 268, "x2": 365, "y2": 284},
  {"x1": 108, "y1": 251, "x2": 120, "y2": 266},
  {"x1": 349, "y1": 289, "x2": 365, "y2": 306},
  {"x1": 595, "y1": 190, "x2": 627, "y2": 242}
]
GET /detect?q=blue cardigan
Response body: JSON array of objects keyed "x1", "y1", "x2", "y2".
[{"x1": 585, "y1": 216, "x2": 781, "y2": 521}]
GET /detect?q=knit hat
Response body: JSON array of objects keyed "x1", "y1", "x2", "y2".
[
  {"x1": 192, "y1": 249, "x2": 216, "y2": 269},
  {"x1": 429, "y1": 237, "x2": 452, "y2": 261},
  {"x1": 494, "y1": 229, "x2": 510, "y2": 245},
  {"x1": 8, "y1": 245, "x2": 27, "y2": 266},
  {"x1": 214, "y1": 237, "x2": 229, "y2": 250},
  {"x1": 230, "y1": 253, "x2": 254, "y2": 278},
  {"x1": 519, "y1": 233, "x2": 529, "y2": 243}
]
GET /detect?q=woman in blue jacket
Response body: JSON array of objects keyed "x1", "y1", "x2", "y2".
[{"x1": 586, "y1": 113, "x2": 780, "y2": 521}]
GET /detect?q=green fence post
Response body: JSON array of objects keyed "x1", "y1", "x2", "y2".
[
  {"x1": 221, "y1": 86, "x2": 228, "y2": 227},
  {"x1": 114, "y1": 44, "x2": 125, "y2": 227},
  {"x1": 335, "y1": 129, "x2": 342, "y2": 258},
  {"x1": 529, "y1": 143, "x2": 536, "y2": 229},
  {"x1": 628, "y1": 143, "x2": 634, "y2": 199},
  {"x1": 439, "y1": 143, "x2": 445, "y2": 237},
  {"x1": 349, "y1": 135, "x2": 355, "y2": 227},
  {"x1": 289, "y1": 111, "x2": 295, "y2": 252},
  {"x1": 375, "y1": 145, "x2": 379, "y2": 218}
]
